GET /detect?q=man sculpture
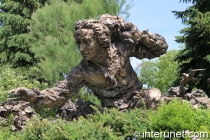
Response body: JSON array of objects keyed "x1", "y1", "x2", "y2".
[{"x1": 9, "y1": 14, "x2": 168, "y2": 110}]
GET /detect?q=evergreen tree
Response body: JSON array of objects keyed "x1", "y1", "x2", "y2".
[
  {"x1": 28, "y1": 0, "x2": 133, "y2": 85},
  {"x1": 172, "y1": 0, "x2": 210, "y2": 95},
  {"x1": 0, "y1": 0, "x2": 48, "y2": 70}
]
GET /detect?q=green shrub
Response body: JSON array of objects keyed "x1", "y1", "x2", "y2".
[
  {"x1": 0, "y1": 107, "x2": 149, "y2": 140},
  {"x1": 0, "y1": 127, "x2": 13, "y2": 140},
  {"x1": 0, "y1": 102, "x2": 210, "y2": 139},
  {"x1": 14, "y1": 115, "x2": 119, "y2": 140},
  {"x1": 33, "y1": 107, "x2": 58, "y2": 119},
  {"x1": 0, "y1": 68, "x2": 48, "y2": 102},
  {"x1": 148, "y1": 99, "x2": 210, "y2": 134},
  {"x1": 88, "y1": 107, "x2": 151, "y2": 138},
  {"x1": 72, "y1": 87, "x2": 101, "y2": 108},
  {"x1": 195, "y1": 109, "x2": 210, "y2": 135}
]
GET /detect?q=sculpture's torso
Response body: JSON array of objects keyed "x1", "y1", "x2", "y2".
[{"x1": 77, "y1": 40, "x2": 142, "y2": 98}]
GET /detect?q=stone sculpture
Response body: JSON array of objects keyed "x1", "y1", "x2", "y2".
[
  {"x1": 165, "y1": 69, "x2": 210, "y2": 109},
  {"x1": 2, "y1": 14, "x2": 210, "y2": 130},
  {"x1": 1, "y1": 15, "x2": 169, "y2": 129},
  {"x1": 179, "y1": 69, "x2": 206, "y2": 94},
  {"x1": 8, "y1": 14, "x2": 168, "y2": 110}
]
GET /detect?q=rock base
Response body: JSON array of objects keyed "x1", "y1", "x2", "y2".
[
  {"x1": 0, "y1": 101, "x2": 35, "y2": 131},
  {"x1": 164, "y1": 87, "x2": 210, "y2": 109},
  {"x1": 1, "y1": 87, "x2": 210, "y2": 130}
]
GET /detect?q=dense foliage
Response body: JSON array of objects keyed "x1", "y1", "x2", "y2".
[
  {"x1": 172, "y1": 0, "x2": 210, "y2": 95},
  {"x1": 148, "y1": 99, "x2": 210, "y2": 133},
  {"x1": 0, "y1": 100, "x2": 210, "y2": 139},
  {"x1": 137, "y1": 50, "x2": 179, "y2": 94},
  {"x1": 0, "y1": 68, "x2": 48, "y2": 102},
  {"x1": 0, "y1": 0, "x2": 48, "y2": 69}
]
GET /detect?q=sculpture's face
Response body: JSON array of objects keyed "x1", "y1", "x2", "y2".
[{"x1": 75, "y1": 29, "x2": 98, "y2": 61}]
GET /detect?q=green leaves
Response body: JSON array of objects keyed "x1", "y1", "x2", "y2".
[
  {"x1": 0, "y1": 0, "x2": 48, "y2": 70},
  {"x1": 0, "y1": 68, "x2": 48, "y2": 102},
  {"x1": 148, "y1": 99, "x2": 210, "y2": 133},
  {"x1": 137, "y1": 50, "x2": 179, "y2": 94},
  {"x1": 28, "y1": 1, "x2": 83, "y2": 85}
]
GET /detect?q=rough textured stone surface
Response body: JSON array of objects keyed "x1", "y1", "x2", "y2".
[
  {"x1": 0, "y1": 99, "x2": 95, "y2": 130},
  {"x1": 163, "y1": 69, "x2": 210, "y2": 109},
  {"x1": 6, "y1": 14, "x2": 168, "y2": 110},
  {"x1": 164, "y1": 87, "x2": 210, "y2": 109},
  {"x1": 0, "y1": 101, "x2": 35, "y2": 131},
  {"x1": 57, "y1": 98, "x2": 94, "y2": 121}
]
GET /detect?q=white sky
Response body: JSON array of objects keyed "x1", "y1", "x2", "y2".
[{"x1": 127, "y1": 0, "x2": 192, "y2": 68}]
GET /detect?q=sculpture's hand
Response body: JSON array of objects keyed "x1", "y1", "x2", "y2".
[
  {"x1": 140, "y1": 30, "x2": 168, "y2": 55},
  {"x1": 121, "y1": 22, "x2": 141, "y2": 42},
  {"x1": 8, "y1": 87, "x2": 67, "y2": 108},
  {"x1": 8, "y1": 87, "x2": 38, "y2": 103}
]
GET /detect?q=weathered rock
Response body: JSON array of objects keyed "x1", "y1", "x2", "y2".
[
  {"x1": 57, "y1": 98, "x2": 94, "y2": 121},
  {"x1": 163, "y1": 87, "x2": 210, "y2": 109},
  {"x1": 143, "y1": 88, "x2": 162, "y2": 109},
  {"x1": 167, "y1": 86, "x2": 187, "y2": 97},
  {"x1": 100, "y1": 88, "x2": 163, "y2": 111},
  {"x1": 185, "y1": 89, "x2": 210, "y2": 109},
  {"x1": 0, "y1": 101, "x2": 35, "y2": 131}
]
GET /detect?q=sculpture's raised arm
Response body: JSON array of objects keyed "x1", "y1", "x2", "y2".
[
  {"x1": 130, "y1": 31, "x2": 168, "y2": 59},
  {"x1": 8, "y1": 64, "x2": 84, "y2": 108},
  {"x1": 99, "y1": 14, "x2": 168, "y2": 59}
]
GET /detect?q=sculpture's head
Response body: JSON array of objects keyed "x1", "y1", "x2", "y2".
[
  {"x1": 74, "y1": 19, "x2": 111, "y2": 60},
  {"x1": 74, "y1": 14, "x2": 129, "y2": 60},
  {"x1": 74, "y1": 14, "x2": 168, "y2": 61}
]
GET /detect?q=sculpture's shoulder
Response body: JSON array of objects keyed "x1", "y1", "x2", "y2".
[{"x1": 66, "y1": 61, "x2": 85, "y2": 81}]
